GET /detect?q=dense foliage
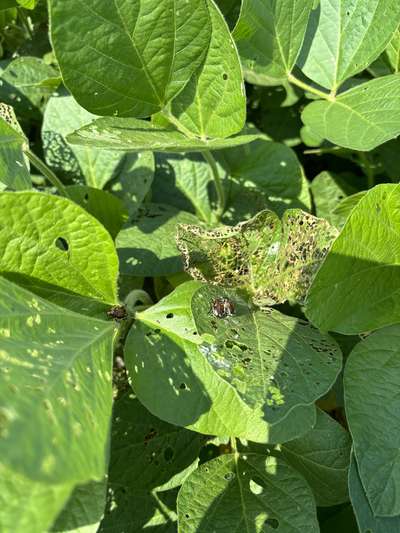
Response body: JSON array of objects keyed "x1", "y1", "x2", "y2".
[{"x1": 1, "y1": 0, "x2": 400, "y2": 531}]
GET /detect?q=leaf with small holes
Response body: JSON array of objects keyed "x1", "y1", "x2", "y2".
[
  {"x1": 49, "y1": 0, "x2": 211, "y2": 118},
  {"x1": 0, "y1": 192, "x2": 118, "y2": 304},
  {"x1": 0, "y1": 114, "x2": 31, "y2": 191},
  {"x1": 298, "y1": 0, "x2": 400, "y2": 91},
  {"x1": 349, "y1": 453, "x2": 400, "y2": 532},
  {"x1": 280, "y1": 408, "x2": 351, "y2": 506},
  {"x1": 177, "y1": 453, "x2": 319, "y2": 532},
  {"x1": 191, "y1": 285, "x2": 342, "y2": 426},
  {"x1": 302, "y1": 75, "x2": 400, "y2": 151},
  {"x1": 177, "y1": 208, "x2": 337, "y2": 306},
  {"x1": 67, "y1": 117, "x2": 264, "y2": 153},
  {"x1": 116, "y1": 204, "x2": 199, "y2": 277},
  {"x1": 0, "y1": 463, "x2": 72, "y2": 533},
  {"x1": 168, "y1": 0, "x2": 245, "y2": 139},
  {"x1": 344, "y1": 326, "x2": 400, "y2": 517},
  {"x1": 0, "y1": 275, "x2": 115, "y2": 483},
  {"x1": 232, "y1": 0, "x2": 314, "y2": 82},
  {"x1": 306, "y1": 184, "x2": 400, "y2": 334},
  {"x1": 125, "y1": 281, "x2": 318, "y2": 444}
]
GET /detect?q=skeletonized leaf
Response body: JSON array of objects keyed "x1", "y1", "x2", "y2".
[
  {"x1": 126, "y1": 281, "x2": 317, "y2": 444},
  {"x1": 0, "y1": 192, "x2": 118, "y2": 304},
  {"x1": 302, "y1": 75, "x2": 400, "y2": 151},
  {"x1": 0, "y1": 276, "x2": 115, "y2": 483},
  {"x1": 233, "y1": 0, "x2": 314, "y2": 82},
  {"x1": 299, "y1": 0, "x2": 400, "y2": 91},
  {"x1": 168, "y1": 0, "x2": 245, "y2": 139},
  {"x1": 67, "y1": 117, "x2": 264, "y2": 153},
  {"x1": 281, "y1": 408, "x2": 351, "y2": 506},
  {"x1": 345, "y1": 326, "x2": 400, "y2": 517},
  {"x1": 177, "y1": 454, "x2": 319, "y2": 532},
  {"x1": 49, "y1": 0, "x2": 211, "y2": 117},
  {"x1": 306, "y1": 184, "x2": 400, "y2": 334},
  {"x1": 177, "y1": 208, "x2": 337, "y2": 306}
]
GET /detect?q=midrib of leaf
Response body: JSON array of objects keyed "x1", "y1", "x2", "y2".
[
  {"x1": 252, "y1": 313, "x2": 267, "y2": 398},
  {"x1": 234, "y1": 455, "x2": 251, "y2": 533},
  {"x1": 281, "y1": 445, "x2": 349, "y2": 473}
]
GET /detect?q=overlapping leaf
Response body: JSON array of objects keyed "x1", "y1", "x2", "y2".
[
  {"x1": 177, "y1": 208, "x2": 337, "y2": 306},
  {"x1": 49, "y1": 0, "x2": 212, "y2": 117},
  {"x1": 345, "y1": 326, "x2": 400, "y2": 517},
  {"x1": 306, "y1": 184, "x2": 400, "y2": 334},
  {"x1": 302, "y1": 75, "x2": 400, "y2": 151},
  {"x1": 177, "y1": 454, "x2": 319, "y2": 532},
  {"x1": 0, "y1": 104, "x2": 30, "y2": 190}
]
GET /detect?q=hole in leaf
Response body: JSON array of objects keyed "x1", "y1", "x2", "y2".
[
  {"x1": 164, "y1": 446, "x2": 174, "y2": 462},
  {"x1": 166, "y1": 313, "x2": 174, "y2": 319},
  {"x1": 223, "y1": 73, "x2": 228, "y2": 80},
  {"x1": 83, "y1": 192, "x2": 89, "y2": 202},
  {"x1": 179, "y1": 383, "x2": 187, "y2": 390},
  {"x1": 265, "y1": 518, "x2": 279, "y2": 529},
  {"x1": 55, "y1": 237, "x2": 69, "y2": 252},
  {"x1": 185, "y1": 514, "x2": 190, "y2": 519}
]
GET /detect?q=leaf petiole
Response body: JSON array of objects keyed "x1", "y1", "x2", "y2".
[
  {"x1": 202, "y1": 150, "x2": 225, "y2": 221},
  {"x1": 24, "y1": 149, "x2": 71, "y2": 199}
]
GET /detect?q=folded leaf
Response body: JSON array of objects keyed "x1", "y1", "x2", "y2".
[
  {"x1": 299, "y1": 0, "x2": 400, "y2": 91},
  {"x1": 345, "y1": 326, "x2": 400, "y2": 517},
  {"x1": 306, "y1": 184, "x2": 400, "y2": 334},
  {"x1": 302, "y1": 75, "x2": 400, "y2": 151},
  {"x1": 177, "y1": 454, "x2": 319, "y2": 532},
  {"x1": 49, "y1": 0, "x2": 211, "y2": 117}
]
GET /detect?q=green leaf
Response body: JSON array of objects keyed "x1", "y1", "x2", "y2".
[
  {"x1": 67, "y1": 117, "x2": 264, "y2": 153},
  {"x1": 306, "y1": 184, "x2": 400, "y2": 334},
  {"x1": 168, "y1": 0, "x2": 245, "y2": 139},
  {"x1": 349, "y1": 453, "x2": 400, "y2": 532},
  {"x1": 0, "y1": 463, "x2": 72, "y2": 533},
  {"x1": 17, "y1": 0, "x2": 39, "y2": 8},
  {"x1": 177, "y1": 454, "x2": 319, "y2": 532},
  {"x1": 344, "y1": 326, "x2": 400, "y2": 517},
  {"x1": 51, "y1": 480, "x2": 107, "y2": 533},
  {"x1": 0, "y1": 192, "x2": 118, "y2": 304},
  {"x1": 215, "y1": 0, "x2": 241, "y2": 29},
  {"x1": 192, "y1": 285, "x2": 341, "y2": 425},
  {"x1": 0, "y1": 115, "x2": 31, "y2": 190},
  {"x1": 49, "y1": 0, "x2": 211, "y2": 118},
  {"x1": 67, "y1": 185, "x2": 128, "y2": 240},
  {"x1": 280, "y1": 409, "x2": 351, "y2": 506},
  {"x1": 0, "y1": 57, "x2": 60, "y2": 120},
  {"x1": 177, "y1": 208, "x2": 337, "y2": 306},
  {"x1": 0, "y1": 276, "x2": 115, "y2": 483},
  {"x1": 42, "y1": 95, "x2": 130, "y2": 189},
  {"x1": 125, "y1": 281, "x2": 320, "y2": 443},
  {"x1": 117, "y1": 204, "x2": 199, "y2": 277},
  {"x1": 302, "y1": 75, "x2": 400, "y2": 151},
  {"x1": 233, "y1": 0, "x2": 314, "y2": 82},
  {"x1": 0, "y1": 1, "x2": 18, "y2": 10},
  {"x1": 386, "y1": 28, "x2": 400, "y2": 73},
  {"x1": 299, "y1": 0, "x2": 400, "y2": 91}
]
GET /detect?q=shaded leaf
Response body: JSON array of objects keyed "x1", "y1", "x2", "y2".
[
  {"x1": 49, "y1": 0, "x2": 211, "y2": 117},
  {"x1": 0, "y1": 114, "x2": 31, "y2": 190},
  {"x1": 178, "y1": 454, "x2": 319, "y2": 532},
  {"x1": 306, "y1": 184, "x2": 400, "y2": 334}
]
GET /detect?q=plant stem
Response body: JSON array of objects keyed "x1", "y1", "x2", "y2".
[
  {"x1": 18, "y1": 8, "x2": 34, "y2": 40},
  {"x1": 359, "y1": 152, "x2": 375, "y2": 189},
  {"x1": 202, "y1": 150, "x2": 225, "y2": 220},
  {"x1": 287, "y1": 73, "x2": 333, "y2": 101},
  {"x1": 230, "y1": 436, "x2": 238, "y2": 456},
  {"x1": 25, "y1": 149, "x2": 70, "y2": 198}
]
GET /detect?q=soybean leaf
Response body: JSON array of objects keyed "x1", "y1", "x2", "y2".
[
  {"x1": 233, "y1": 0, "x2": 314, "y2": 82},
  {"x1": 0, "y1": 1, "x2": 18, "y2": 10},
  {"x1": 280, "y1": 408, "x2": 351, "y2": 506},
  {"x1": 51, "y1": 480, "x2": 107, "y2": 533},
  {"x1": 42, "y1": 95, "x2": 131, "y2": 189},
  {"x1": 386, "y1": 28, "x2": 400, "y2": 73},
  {"x1": 349, "y1": 453, "x2": 400, "y2": 532},
  {"x1": 117, "y1": 204, "x2": 199, "y2": 277},
  {"x1": 67, "y1": 185, "x2": 128, "y2": 240},
  {"x1": 0, "y1": 57, "x2": 59, "y2": 120},
  {"x1": 67, "y1": 117, "x2": 264, "y2": 153},
  {"x1": 0, "y1": 276, "x2": 115, "y2": 483},
  {"x1": 0, "y1": 463, "x2": 72, "y2": 533},
  {"x1": 306, "y1": 184, "x2": 400, "y2": 334},
  {"x1": 344, "y1": 326, "x2": 400, "y2": 517},
  {"x1": 49, "y1": 0, "x2": 211, "y2": 118},
  {"x1": 0, "y1": 192, "x2": 118, "y2": 304},
  {"x1": 177, "y1": 208, "x2": 337, "y2": 306},
  {"x1": 126, "y1": 281, "x2": 317, "y2": 444},
  {"x1": 168, "y1": 0, "x2": 246, "y2": 139},
  {"x1": 192, "y1": 285, "x2": 341, "y2": 426},
  {"x1": 302, "y1": 75, "x2": 400, "y2": 151},
  {"x1": 0, "y1": 115, "x2": 31, "y2": 190},
  {"x1": 177, "y1": 454, "x2": 319, "y2": 532},
  {"x1": 299, "y1": 0, "x2": 400, "y2": 91},
  {"x1": 17, "y1": 0, "x2": 39, "y2": 8}
]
